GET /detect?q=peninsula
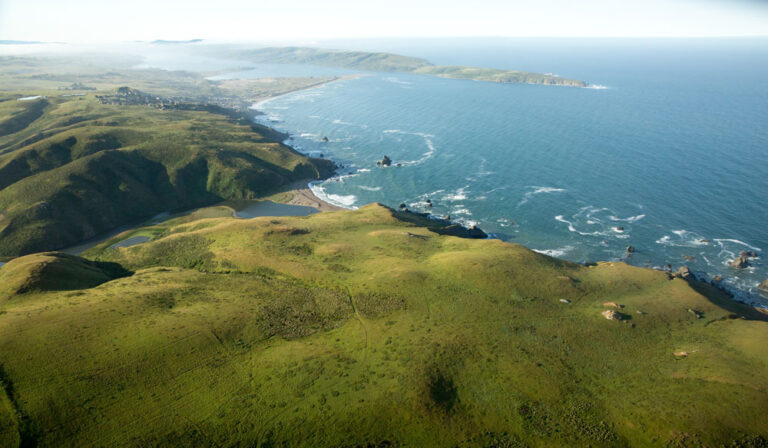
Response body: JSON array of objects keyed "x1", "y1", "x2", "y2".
[{"x1": 232, "y1": 46, "x2": 589, "y2": 87}]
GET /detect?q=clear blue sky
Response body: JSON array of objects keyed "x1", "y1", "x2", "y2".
[{"x1": 1, "y1": 0, "x2": 767, "y2": 42}]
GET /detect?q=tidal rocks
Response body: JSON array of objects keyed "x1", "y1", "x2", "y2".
[
  {"x1": 425, "y1": 199, "x2": 433, "y2": 208},
  {"x1": 676, "y1": 266, "x2": 693, "y2": 280},
  {"x1": 399, "y1": 202, "x2": 407, "y2": 210},
  {"x1": 759, "y1": 279, "x2": 768, "y2": 292},
  {"x1": 626, "y1": 245, "x2": 635, "y2": 254},
  {"x1": 376, "y1": 155, "x2": 392, "y2": 167},
  {"x1": 730, "y1": 251, "x2": 751, "y2": 269},
  {"x1": 713, "y1": 275, "x2": 724, "y2": 283},
  {"x1": 614, "y1": 226, "x2": 624, "y2": 232},
  {"x1": 322, "y1": 136, "x2": 329, "y2": 142}
]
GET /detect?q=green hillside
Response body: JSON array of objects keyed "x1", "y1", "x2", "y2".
[
  {"x1": 0, "y1": 204, "x2": 765, "y2": 446},
  {"x1": 0, "y1": 93, "x2": 334, "y2": 257},
  {"x1": 236, "y1": 47, "x2": 589, "y2": 87}
]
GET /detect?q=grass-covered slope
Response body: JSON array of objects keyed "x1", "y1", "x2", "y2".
[
  {"x1": 236, "y1": 46, "x2": 588, "y2": 87},
  {"x1": 0, "y1": 94, "x2": 334, "y2": 257},
  {"x1": 0, "y1": 252, "x2": 130, "y2": 298},
  {"x1": 0, "y1": 204, "x2": 765, "y2": 446}
]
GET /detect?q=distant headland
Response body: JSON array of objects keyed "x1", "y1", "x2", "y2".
[{"x1": 231, "y1": 46, "x2": 589, "y2": 87}]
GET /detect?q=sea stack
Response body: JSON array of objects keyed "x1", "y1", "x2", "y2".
[{"x1": 730, "y1": 251, "x2": 750, "y2": 269}]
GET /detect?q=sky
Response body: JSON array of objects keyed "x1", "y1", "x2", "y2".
[{"x1": 1, "y1": 0, "x2": 767, "y2": 42}]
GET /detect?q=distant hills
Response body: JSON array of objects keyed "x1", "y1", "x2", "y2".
[
  {"x1": 150, "y1": 39, "x2": 204, "y2": 45},
  {"x1": 237, "y1": 46, "x2": 588, "y2": 87},
  {"x1": 0, "y1": 40, "x2": 48, "y2": 45}
]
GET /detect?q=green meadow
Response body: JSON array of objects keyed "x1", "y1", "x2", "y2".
[{"x1": 0, "y1": 204, "x2": 766, "y2": 446}]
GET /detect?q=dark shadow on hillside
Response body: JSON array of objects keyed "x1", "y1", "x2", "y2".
[
  {"x1": 687, "y1": 279, "x2": 768, "y2": 322},
  {"x1": 390, "y1": 207, "x2": 488, "y2": 239}
]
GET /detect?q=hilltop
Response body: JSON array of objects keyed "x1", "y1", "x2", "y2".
[
  {"x1": 0, "y1": 203, "x2": 766, "y2": 446},
  {"x1": 234, "y1": 46, "x2": 589, "y2": 87}
]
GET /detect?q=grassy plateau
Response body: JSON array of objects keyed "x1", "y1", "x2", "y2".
[{"x1": 0, "y1": 203, "x2": 766, "y2": 447}]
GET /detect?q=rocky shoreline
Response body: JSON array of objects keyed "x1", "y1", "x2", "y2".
[{"x1": 251, "y1": 89, "x2": 768, "y2": 311}]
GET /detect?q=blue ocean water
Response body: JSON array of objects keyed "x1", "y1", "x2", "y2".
[{"x1": 145, "y1": 38, "x2": 768, "y2": 303}]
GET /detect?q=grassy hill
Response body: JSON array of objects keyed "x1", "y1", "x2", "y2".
[
  {"x1": 0, "y1": 93, "x2": 334, "y2": 257},
  {"x1": 236, "y1": 47, "x2": 588, "y2": 87},
  {"x1": 0, "y1": 203, "x2": 765, "y2": 446}
]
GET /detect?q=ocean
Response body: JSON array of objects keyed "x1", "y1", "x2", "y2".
[{"x1": 162, "y1": 38, "x2": 768, "y2": 303}]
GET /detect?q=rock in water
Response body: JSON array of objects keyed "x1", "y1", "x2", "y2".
[
  {"x1": 759, "y1": 279, "x2": 768, "y2": 292},
  {"x1": 676, "y1": 266, "x2": 693, "y2": 280},
  {"x1": 377, "y1": 155, "x2": 392, "y2": 167},
  {"x1": 626, "y1": 245, "x2": 635, "y2": 253},
  {"x1": 713, "y1": 275, "x2": 724, "y2": 283},
  {"x1": 730, "y1": 251, "x2": 750, "y2": 269},
  {"x1": 322, "y1": 136, "x2": 329, "y2": 142}
]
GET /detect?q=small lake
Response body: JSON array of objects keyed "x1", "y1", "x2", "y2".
[
  {"x1": 233, "y1": 201, "x2": 318, "y2": 218},
  {"x1": 58, "y1": 201, "x2": 319, "y2": 255},
  {"x1": 109, "y1": 236, "x2": 150, "y2": 249}
]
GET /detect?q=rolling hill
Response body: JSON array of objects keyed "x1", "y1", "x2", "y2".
[
  {"x1": 0, "y1": 203, "x2": 765, "y2": 446},
  {"x1": 0, "y1": 92, "x2": 334, "y2": 257}
]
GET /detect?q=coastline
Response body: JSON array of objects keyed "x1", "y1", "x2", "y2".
[
  {"x1": 261, "y1": 179, "x2": 345, "y2": 212},
  {"x1": 249, "y1": 82, "x2": 768, "y2": 310},
  {"x1": 249, "y1": 73, "x2": 369, "y2": 110}
]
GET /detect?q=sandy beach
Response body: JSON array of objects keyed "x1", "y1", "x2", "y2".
[{"x1": 265, "y1": 179, "x2": 344, "y2": 212}]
